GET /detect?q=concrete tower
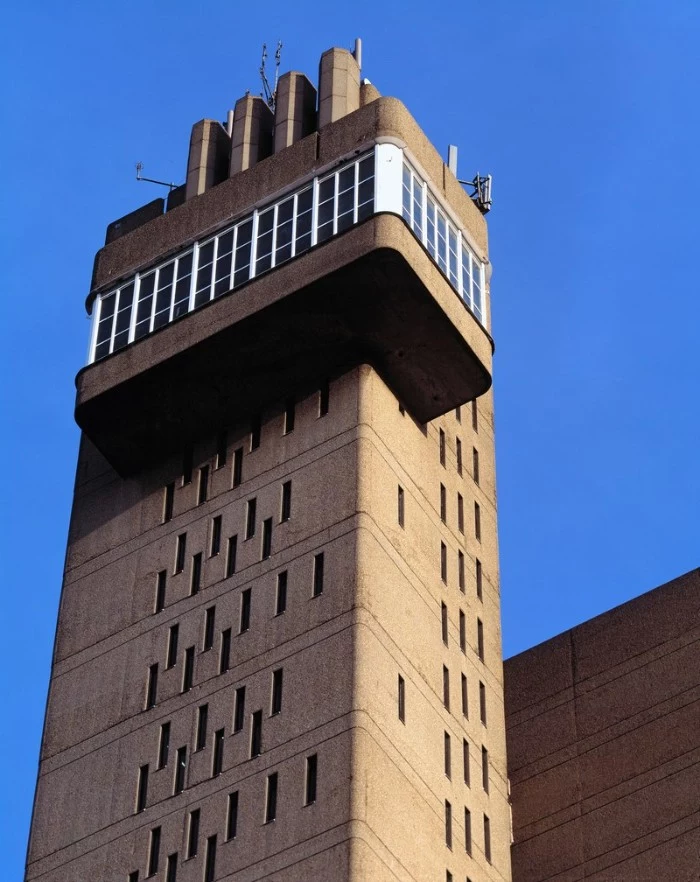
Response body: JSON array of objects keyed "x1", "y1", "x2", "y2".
[{"x1": 27, "y1": 45, "x2": 511, "y2": 882}]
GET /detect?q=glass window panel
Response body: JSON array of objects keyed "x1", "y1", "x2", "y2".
[
  {"x1": 317, "y1": 178, "x2": 335, "y2": 243},
  {"x1": 173, "y1": 253, "x2": 193, "y2": 318},
  {"x1": 233, "y1": 220, "x2": 253, "y2": 287},
  {"x1": 437, "y1": 213, "x2": 447, "y2": 272},
  {"x1": 338, "y1": 166, "x2": 354, "y2": 194},
  {"x1": 217, "y1": 230, "x2": 234, "y2": 258},
  {"x1": 358, "y1": 154, "x2": 374, "y2": 182},
  {"x1": 95, "y1": 292, "x2": 116, "y2": 346},
  {"x1": 427, "y1": 199, "x2": 437, "y2": 257},
  {"x1": 338, "y1": 187, "x2": 354, "y2": 218},
  {"x1": 214, "y1": 252, "x2": 232, "y2": 297},
  {"x1": 255, "y1": 208, "x2": 275, "y2": 274},
  {"x1": 194, "y1": 241, "x2": 215, "y2": 308},
  {"x1": 358, "y1": 178, "x2": 374, "y2": 209},
  {"x1": 94, "y1": 339, "x2": 111, "y2": 361},
  {"x1": 275, "y1": 221, "x2": 293, "y2": 264},
  {"x1": 113, "y1": 283, "x2": 134, "y2": 351},
  {"x1": 412, "y1": 181, "x2": 423, "y2": 238},
  {"x1": 402, "y1": 165, "x2": 412, "y2": 221},
  {"x1": 153, "y1": 263, "x2": 174, "y2": 329},
  {"x1": 295, "y1": 188, "x2": 313, "y2": 254},
  {"x1": 449, "y1": 228, "x2": 459, "y2": 285}
]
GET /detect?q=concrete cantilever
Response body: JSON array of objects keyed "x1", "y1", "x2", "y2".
[{"x1": 75, "y1": 213, "x2": 492, "y2": 476}]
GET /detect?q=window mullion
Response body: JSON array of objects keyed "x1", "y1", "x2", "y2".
[
  {"x1": 271, "y1": 203, "x2": 279, "y2": 269},
  {"x1": 290, "y1": 193, "x2": 298, "y2": 258},
  {"x1": 311, "y1": 177, "x2": 319, "y2": 247},
  {"x1": 188, "y1": 243, "x2": 199, "y2": 313},
  {"x1": 230, "y1": 224, "x2": 238, "y2": 288},
  {"x1": 210, "y1": 235, "x2": 219, "y2": 302}
]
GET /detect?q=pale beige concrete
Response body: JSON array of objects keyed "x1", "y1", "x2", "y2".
[
  {"x1": 229, "y1": 95, "x2": 274, "y2": 176},
  {"x1": 185, "y1": 119, "x2": 231, "y2": 201},
  {"x1": 273, "y1": 72, "x2": 316, "y2": 153},
  {"x1": 318, "y1": 48, "x2": 360, "y2": 129}
]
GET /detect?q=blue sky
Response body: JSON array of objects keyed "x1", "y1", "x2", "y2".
[{"x1": 3, "y1": 0, "x2": 699, "y2": 874}]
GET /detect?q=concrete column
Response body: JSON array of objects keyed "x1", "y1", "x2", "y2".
[
  {"x1": 318, "y1": 48, "x2": 360, "y2": 129},
  {"x1": 229, "y1": 95, "x2": 274, "y2": 175},
  {"x1": 185, "y1": 120, "x2": 231, "y2": 201},
  {"x1": 274, "y1": 72, "x2": 317, "y2": 152}
]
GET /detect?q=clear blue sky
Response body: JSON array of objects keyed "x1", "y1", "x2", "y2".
[{"x1": 3, "y1": 1, "x2": 699, "y2": 874}]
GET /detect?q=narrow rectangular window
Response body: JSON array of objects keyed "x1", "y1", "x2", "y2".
[
  {"x1": 219, "y1": 628, "x2": 231, "y2": 674},
  {"x1": 439, "y1": 428, "x2": 446, "y2": 467},
  {"x1": 482, "y1": 745, "x2": 489, "y2": 792},
  {"x1": 312, "y1": 552, "x2": 324, "y2": 596},
  {"x1": 187, "y1": 809, "x2": 200, "y2": 858},
  {"x1": 232, "y1": 447, "x2": 243, "y2": 487},
  {"x1": 245, "y1": 498, "x2": 257, "y2": 539},
  {"x1": 280, "y1": 480, "x2": 292, "y2": 522},
  {"x1": 190, "y1": 552, "x2": 202, "y2": 596},
  {"x1": 271, "y1": 668, "x2": 283, "y2": 715},
  {"x1": 455, "y1": 405, "x2": 462, "y2": 423},
  {"x1": 212, "y1": 728, "x2": 225, "y2": 777},
  {"x1": 319, "y1": 381, "x2": 329, "y2": 417},
  {"x1": 305, "y1": 754, "x2": 318, "y2": 805},
  {"x1": 166, "y1": 853, "x2": 177, "y2": 882},
  {"x1": 155, "y1": 570, "x2": 166, "y2": 613},
  {"x1": 174, "y1": 746, "x2": 187, "y2": 794},
  {"x1": 441, "y1": 602, "x2": 448, "y2": 646},
  {"x1": 446, "y1": 872, "x2": 453, "y2": 882},
  {"x1": 145, "y1": 663, "x2": 158, "y2": 710},
  {"x1": 261, "y1": 517, "x2": 273, "y2": 560},
  {"x1": 476, "y1": 558, "x2": 483, "y2": 600},
  {"x1": 210, "y1": 516, "x2": 222, "y2": 557},
  {"x1": 445, "y1": 800, "x2": 452, "y2": 849},
  {"x1": 276, "y1": 571, "x2": 288, "y2": 615},
  {"x1": 397, "y1": 485, "x2": 405, "y2": 527},
  {"x1": 463, "y1": 739, "x2": 470, "y2": 787},
  {"x1": 136, "y1": 764, "x2": 149, "y2": 813},
  {"x1": 148, "y1": 827, "x2": 161, "y2": 877},
  {"x1": 182, "y1": 446, "x2": 193, "y2": 485},
  {"x1": 226, "y1": 791, "x2": 239, "y2": 840},
  {"x1": 197, "y1": 465, "x2": 209, "y2": 505},
  {"x1": 158, "y1": 722, "x2": 170, "y2": 769},
  {"x1": 265, "y1": 773, "x2": 278, "y2": 822},
  {"x1": 479, "y1": 681, "x2": 487, "y2": 725},
  {"x1": 440, "y1": 483, "x2": 447, "y2": 523},
  {"x1": 461, "y1": 674, "x2": 469, "y2": 718},
  {"x1": 456, "y1": 438, "x2": 463, "y2": 475},
  {"x1": 182, "y1": 647, "x2": 195, "y2": 693},
  {"x1": 166, "y1": 624, "x2": 179, "y2": 669},
  {"x1": 240, "y1": 588, "x2": 252, "y2": 633},
  {"x1": 459, "y1": 611, "x2": 466, "y2": 652},
  {"x1": 458, "y1": 551, "x2": 465, "y2": 592},
  {"x1": 226, "y1": 535, "x2": 238, "y2": 577},
  {"x1": 251, "y1": 709, "x2": 263, "y2": 757},
  {"x1": 203, "y1": 606, "x2": 216, "y2": 651},
  {"x1": 477, "y1": 618, "x2": 485, "y2": 661},
  {"x1": 216, "y1": 431, "x2": 227, "y2": 469},
  {"x1": 163, "y1": 482, "x2": 174, "y2": 523},
  {"x1": 465, "y1": 807, "x2": 472, "y2": 854},
  {"x1": 457, "y1": 494, "x2": 464, "y2": 533},
  {"x1": 398, "y1": 674, "x2": 406, "y2": 723},
  {"x1": 284, "y1": 398, "x2": 295, "y2": 434},
  {"x1": 472, "y1": 447, "x2": 480, "y2": 485},
  {"x1": 471, "y1": 400, "x2": 478, "y2": 431},
  {"x1": 484, "y1": 814, "x2": 491, "y2": 862},
  {"x1": 440, "y1": 542, "x2": 447, "y2": 584},
  {"x1": 444, "y1": 731, "x2": 451, "y2": 778},
  {"x1": 443, "y1": 665, "x2": 450, "y2": 711},
  {"x1": 250, "y1": 414, "x2": 261, "y2": 451},
  {"x1": 195, "y1": 704, "x2": 208, "y2": 751},
  {"x1": 474, "y1": 502, "x2": 481, "y2": 541},
  {"x1": 203, "y1": 835, "x2": 217, "y2": 881},
  {"x1": 128, "y1": 872, "x2": 139, "y2": 882},
  {"x1": 175, "y1": 533, "x2": 187, "y2": 574},
  {"x1": 233, "y1": 686, "x2": 246, "y2": 733}
]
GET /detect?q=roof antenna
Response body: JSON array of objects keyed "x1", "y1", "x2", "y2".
[
  {"x1": 260, "y1": 40, "x2": 283, "y2": 111},
  {"x1": 448, "y1": 145, "x2": 492, "y2": 214},
  {"x1": 135, "y1": 162, "x2": 180, "y2": 192}
]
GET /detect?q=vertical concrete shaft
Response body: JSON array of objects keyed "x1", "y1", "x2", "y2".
[
  {"x1": 318, "y1": 48, "x2": 361, "y2": 129},
  {"x1": 229, "y1": 95, "x2": 274, "y2": 175},
  {"x1": 185, "y1": 120, "x2": 231, "y2": 201},
  {"x1": 274, "y1": 72, "x2": 317, "y2": 152}
]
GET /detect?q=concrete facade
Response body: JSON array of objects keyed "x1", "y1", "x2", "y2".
[
  {"x1": 505, "y1": 569, "x2": 700, "y2": 882},
  {"x1": 27, "y1": 46, "x2": 509, "y2": 882}
]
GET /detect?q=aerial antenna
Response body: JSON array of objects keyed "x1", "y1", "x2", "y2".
[
  {"x1": 461, "y1": 174, "x2": 492, "y2": 214},
  {"x1": 260, "y1": 40, "x2": 283, "y2": 111},
  {"x1": 447, "y1": 145, "x2": 492, "y2": 214},
  {"x1": 135, "y1": 162, "x2": 180, "y2": 192}
]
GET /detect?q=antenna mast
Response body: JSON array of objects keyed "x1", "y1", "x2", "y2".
[
  {"x1": 260, "y1": 40, "x2": 283, "y2": 111},
  {"x1": 135, "y1": 162, "x2": 180, "y2": 192}
]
